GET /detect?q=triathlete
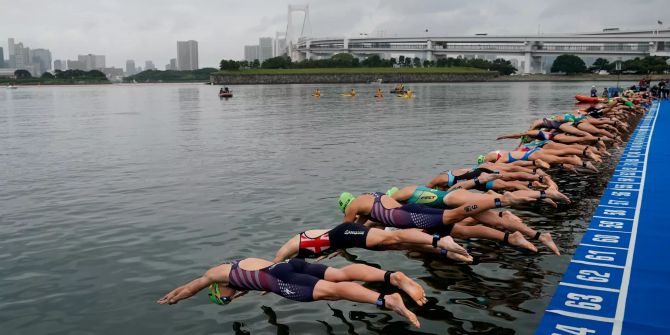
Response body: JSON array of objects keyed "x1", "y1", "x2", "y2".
[
  {"x1": 338, "y1": 188, "x2": 570, "y2": 252},
  {"x1": 158, "y1": 257, "x2": 425, "y2": 328},
  {"x1": 273, "y1": 222, "x2": 473, "y2": 263}
]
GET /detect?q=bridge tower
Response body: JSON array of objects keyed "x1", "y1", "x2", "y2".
[{"x1": 285, "y1": 4, "x2": 312, "y2": 60}]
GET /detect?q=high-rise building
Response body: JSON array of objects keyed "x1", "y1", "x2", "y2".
[
  {"x1": 32, "y1": 48, "x2": 52, "y2": 74},
  {"x1": 0, "y1": 47, "x2": 4, "y2": 68},
  {"x1": 177, "y1": 40, "x2": 198, "y2": 70},
  {"x1": 274, "y1": 38, "x2": 287, "y2": 57},
  {"x1": 258, "y1": 37, "x2": 273, "y2": 62},
  {"x1": 7, "y1": 38, "x2": 15, "y2": 68},
  {"x1": 77, "y1": 54, "x2": 105, "y2": 70},
  {"x1": 53, "y1": 59, "x2": 65, "y2": 71},
  {"x1": 125, "y1": 60, "x2": 136, "y2": 75},
  {"x1": 67, "y1": 59, "x2": 86, "y2": 70},
  {"x1": 170, "y1": 58, "x2": 176, "y2": 70},
  {"x1": 144, "y1": 60, "x2": 155, "y2": 70},
  {"x1": 94, "y1": 55, "x2": 105, "y2": 69},
  {"x1": 13, "y1": 43, "x2": 31, "y2": 71},
  {"x1": 244, "y1": 45, "x2": 259, "y2": 61}
]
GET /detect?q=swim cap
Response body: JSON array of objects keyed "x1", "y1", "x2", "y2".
[
  {"x1": 386, "y1": 187, "x2": 399, "y2": 197},
  {"x1": 624, "y1": 101, "x2": 634, "y2": 107},
  {"x1": 208, "y1": 283, "x2": 231, "y2": 305},
  {"x1": 520, "y1": 135, "x2": 531, "y2": 143},
  {"x1": 477, "y1": 155, "x2": 486, "y2": 165},
  {"x1": 338, "y1": 192, "x2": 355, "y2": 213}
]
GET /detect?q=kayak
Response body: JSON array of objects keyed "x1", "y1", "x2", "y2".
[
  {"x1": 575, "y1": 95, "x2": 605, "y2": 103},
  {"x1": 340, "y1": 93, "x2": 356, "y2": 97},
  {"x1": 219, "y1": 92, "x2": 233, "y2": 98},
  {"x1": 390, "y1": 89, "x2": 407, "y2": 94},
  {"x1": 311, "y1": 94, "x2": 321, "y2": 97}
]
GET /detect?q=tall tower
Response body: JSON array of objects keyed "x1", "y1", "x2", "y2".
[
  {"x1": 177, "y1": 40, "x2": 199, "y2": 70},
  {"x1": 285, "y1": 4, "x2": 311, "y2": 60}
]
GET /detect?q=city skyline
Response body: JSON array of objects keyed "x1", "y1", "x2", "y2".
[{"x1": 0, "y1": 0, "x2": 667, "y2": 69}]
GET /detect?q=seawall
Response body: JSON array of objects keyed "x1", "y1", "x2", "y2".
[{"x1": 210, "y1": 72, "x2": 498, "y2": 85}]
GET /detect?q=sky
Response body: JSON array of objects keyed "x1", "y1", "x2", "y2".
[{"x1": 0, "y1": 0, "x2": 666, "y2": 69}]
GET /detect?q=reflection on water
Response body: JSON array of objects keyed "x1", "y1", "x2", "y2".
[{"x1": 0, "y1": 81, "x2": 632, "y2": 334}]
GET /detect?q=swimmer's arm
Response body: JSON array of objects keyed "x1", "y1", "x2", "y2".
[
  {"x1": 425, "y1": 174, "x2": 448, "y2": 188},
  {"x1": 342, "y1": 204, "x2": 358, "y2": 223},
  {"x1": 496, "y1": 131, "x2": 528, "y2": 140},
  {"x1": 273, "y1": 235, "x2": 300, "y2": 263},
  {"x1": 157, "y1": 267, "x2": 225, "y2": 305}
]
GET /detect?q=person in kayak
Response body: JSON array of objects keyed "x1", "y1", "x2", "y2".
[{"x1": 158, "y1": 257, "x2": 425, "y2": 328}]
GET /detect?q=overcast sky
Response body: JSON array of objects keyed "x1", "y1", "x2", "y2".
[{"x1": 1, "y1": 0, "x2": 666, "y2": 69}]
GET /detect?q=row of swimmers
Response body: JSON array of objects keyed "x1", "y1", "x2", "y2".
[
  {"x1": 312, "y1": 87, "x2": 414, "y2": 98},
  {"x1": 158, "y1": 91, "x2": 651, "y2": 328}
]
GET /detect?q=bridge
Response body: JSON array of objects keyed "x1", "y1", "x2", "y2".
[{"x1": 291, "y1": 29, "x2": 670, "y2": 73}]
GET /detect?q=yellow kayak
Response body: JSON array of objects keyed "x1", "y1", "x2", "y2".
[{"x1": 340, "y1": 93, "x2": 356, "y2": 97}]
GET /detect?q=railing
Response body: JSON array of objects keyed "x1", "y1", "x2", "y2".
[{"x1": 437, "y1": 43, "x2": 526, "y2": 51}]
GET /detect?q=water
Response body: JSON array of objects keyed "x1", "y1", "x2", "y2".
[{"x1": 0, "y1": 81, "x2": 633, "y2": 335}]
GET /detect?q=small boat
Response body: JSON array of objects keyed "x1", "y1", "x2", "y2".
[
  {"x1": 6, "y1": 85, "x2": 18, "y2": 89},
  {"x1": 575, "y1": 95, "x2": 605, "y2": 103},
  {"x1": 219, "y1": 92, "x2": 233, "y2": 98},
  {"x1": 390, "y1": 89, "x2": 407, "y2": 94}
]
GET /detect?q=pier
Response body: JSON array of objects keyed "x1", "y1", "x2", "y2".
[{"x1": 536, "y1": 100, "x2": 670, "y2": 334}]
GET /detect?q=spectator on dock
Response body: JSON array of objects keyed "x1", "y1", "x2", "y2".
[
  {"x1": 590, "y1": 85, "x2": 598, "y2": 97},
  {"x1": 601, "y1": 87, "x2": 609, "y2": 98}
]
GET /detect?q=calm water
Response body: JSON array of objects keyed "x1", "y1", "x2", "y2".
[{"x1": 0, "y1": 81, "x2": 633, "y2": 335}]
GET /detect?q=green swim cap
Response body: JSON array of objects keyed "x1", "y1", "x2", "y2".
[
  {"x1": 338, "y1": 192, "x2": 355, "y2": 213},
  {"x1": 386, "y1": 187, "x2": 399, "y2": 197},
  {"x1": 477, "y1": 155, "x2": 486, "y2": 165},
  {"x1": 208, "y1": 283, "x2": 231, "y2": 305},
  {"x1": 520, "y1": 135, "x2": 531, "y2": 144},
  {"x1": 624, "y1": 101, "x2": 634, "y2": 107}
]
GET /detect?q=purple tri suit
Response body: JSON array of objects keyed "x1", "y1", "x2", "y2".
[
  {"x1": 227, "y1": 259, "x2": 328, "y2": 302},
  {"x1": 367, "y1": 192, "x2": 454, "y2": 236}
]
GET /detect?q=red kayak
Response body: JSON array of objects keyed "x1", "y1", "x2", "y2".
[
  {"x1": 575, "y1": 95, "x2": 605, "y2": 103},
  {"x1": 219, "y1": 92, "x2": 233, "y2": 98}
]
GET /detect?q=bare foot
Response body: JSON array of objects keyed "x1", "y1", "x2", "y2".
[
  {"x1": 545, "y1": 189, "x2": 571, "y2": 204},
  {"x1": 584, "y1": 161, "x2": 599, "y2": 173},
  {"x1": 384, "y1": 293, "x2": 421, "y2": 328},
  {"x1": 531, "y1": 181, "x2": 549, "y2": 189},
  {"x1": 507, "y1": 231, "x2": 538, "y2": 252},
  {"x1": 538, "y1": 232, "x2": 560, "y2": 256},
  {"x1": 437, "y1": 236, "x2": 469, "y2": 255},
  {"x1": 444, "y1": 250, "x2": 474, "y2": 263},
  {"x1": 390, "y1": 272, "x2": 427, "y2": 306},
  {"x1": 587, "y1": 151, "x2": 603, "y2": 163},
  {"x1": 534, "y1": 159, "x2": 551, "y2": 169}
]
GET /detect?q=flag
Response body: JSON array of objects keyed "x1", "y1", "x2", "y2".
[{"x1": 659, "y1": 20, "x2": 664, "y2": 25}]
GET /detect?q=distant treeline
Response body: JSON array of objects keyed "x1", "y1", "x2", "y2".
[
  {"x1": 220, "y1": 53, "x2": 518, "y2": 75},
  {"x1": 1, "y1": 69, "x2": 110, "y2": 84},
  {"x1": 551, "y1": 55, "x2": 670, "y2": 75},
  {"x1": 123, "y1": 68, "x2": 219, "y2": 83}
]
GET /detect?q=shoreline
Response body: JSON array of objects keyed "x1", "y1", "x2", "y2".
[{"x1": 210, "y1": 72, "x2": 497, "y2": 85}]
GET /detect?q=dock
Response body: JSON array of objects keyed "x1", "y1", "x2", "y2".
[{"x1": 536, "y1": 101, "x2": 670, "y2": 334}]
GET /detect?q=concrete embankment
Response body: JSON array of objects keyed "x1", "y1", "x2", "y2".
[{"x1": 210, "y1": 72, "x2": 497, "y2": 85}]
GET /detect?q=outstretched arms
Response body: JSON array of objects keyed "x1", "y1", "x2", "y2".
[{"x1": 157, "y1": 264, "x2": 231, "y2": 305}]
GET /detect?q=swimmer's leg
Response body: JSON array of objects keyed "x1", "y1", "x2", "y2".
[
  {"x1": 323, "y1": 264, "x2": 427, "y2": 306},
  {"x1": 313, "y1": 281, "x2": 420, "y2": 328}
]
